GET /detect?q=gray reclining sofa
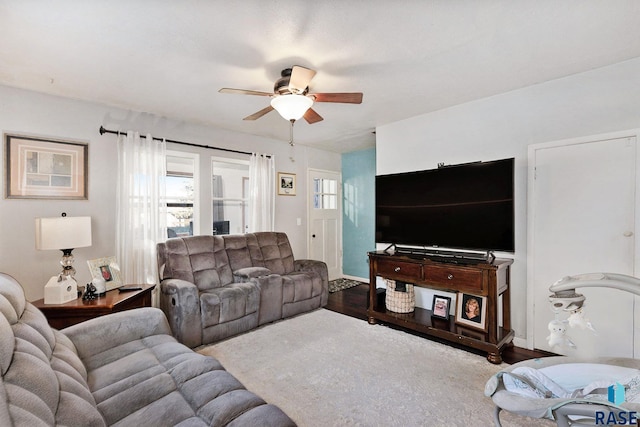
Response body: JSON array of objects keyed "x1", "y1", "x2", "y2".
[
  {"x1": 156, "y1": 232, "x2": 329, "y2": 348},
  {"x1": 0, "y1": 272, "x2": 295, "y2": 426}
]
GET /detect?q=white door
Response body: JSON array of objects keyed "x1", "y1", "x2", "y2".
[
  {"x1": 530, "y1": 135, "x2": 636, "y2": 357},
  {"x1": 308, "y1": 169, "x2": 341, "y2": 280}
]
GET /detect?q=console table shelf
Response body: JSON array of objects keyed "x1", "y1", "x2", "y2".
[{"x1": 367, "y1": 251, "x2": 514, "y2": 363}]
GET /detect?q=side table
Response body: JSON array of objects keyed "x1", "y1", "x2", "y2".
[{"x1": 32, "y1": 284, "x2": 155, "y2": 329}]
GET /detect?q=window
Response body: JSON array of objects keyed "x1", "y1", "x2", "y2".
[
  {"x1": 212, "y1": 158, "x2": 249, "y2": 235},
  {"x1": 313, "y1": 177, "x2": 338, "y2": 210},
  {"x1": 166, "y1": 153, "x2": 198, "y2": 237}
]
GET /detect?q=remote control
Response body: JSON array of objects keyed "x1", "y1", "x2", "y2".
[{"x1": 118, "y1": 286, "x2": 142, "y2": 292}]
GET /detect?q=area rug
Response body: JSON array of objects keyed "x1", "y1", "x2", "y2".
[
  {"x1": 198, "y1": 309, "x2": 551, "y2": 426},
  {"x1": 328, "y1": 277, "x2": 365, "y2": 293}
]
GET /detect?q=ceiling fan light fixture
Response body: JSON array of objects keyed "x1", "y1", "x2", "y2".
[{"x1": 270, "y1": 94, "x2": 313, "y2": 121}]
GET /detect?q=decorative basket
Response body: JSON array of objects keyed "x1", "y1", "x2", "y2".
[{"x1": 385, "y1": 279, "x2": 415, "y2": 313}]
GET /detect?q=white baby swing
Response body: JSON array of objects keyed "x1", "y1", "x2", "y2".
[{"x1": 485, "y1": 273, "x2": 640, "y2": 426}]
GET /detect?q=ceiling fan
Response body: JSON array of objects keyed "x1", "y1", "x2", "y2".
[{"x1": 219, "y1": 65, "x2": 363, "y2": 125}]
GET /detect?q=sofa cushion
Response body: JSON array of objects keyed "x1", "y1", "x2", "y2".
[
  {"x1": 86, "y1": 336, "x2": 220, "y2": 425},
  {"x1": 77, "y1": 332, "x2": 285, "y2": 426},
  {"x1": 160, "y1": 236, "x2": 233, "y2": 291},
  {"x1": 224, "y1": 234, "x2": 264, "y2": 271},
  {"x1": 282, "y1": 272, "x2": 323, "y2": 303},
  {"x1": 200, "y1": 282, "x2": 260, "y2": 327},
  {"x1": 254, "y1": 232, "x2": 295, "y2": 274}
]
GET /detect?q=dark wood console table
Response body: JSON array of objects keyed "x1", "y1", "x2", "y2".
[
  {"x1": 32, "y1": 284, "x2": 155, "y2": 329},
  {"x1": 368, "y1": 251, "x2": 514, "y2": 363}
]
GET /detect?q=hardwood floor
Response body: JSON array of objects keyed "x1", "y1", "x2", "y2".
[{"x1": 325, "y1": 283, "x2": 553, "y2": 364}]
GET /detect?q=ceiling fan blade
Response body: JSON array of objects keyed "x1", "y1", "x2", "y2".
[
  {"x1": 219, "y1": 88, "x2": 272, "y2": 96},
  {"x1": 303, "y1": 108, "x2": 324, "y2": 124},
  {"x1": 312, "y1": 92, "x2": 363, "y2": 104},
  {"x1": 289, "y1": 66, "x2": 317, "y2": 93},
  {"x1": 243, "y1": 105, "x2": 274, "y2": 121}
]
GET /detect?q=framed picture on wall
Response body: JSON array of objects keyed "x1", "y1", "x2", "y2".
[
  {"x1": 4, "y1": 133, "x2": 88, "y2": 199},
  {"x1": 277, "y1": 172, "x2": 296, "y2": 196},
  {"x1": 455, "y1": 292, "x2": 488, "y2": 331},
  {"x1": 431, "y1": 294, "x2": 451, "y2": 319}
]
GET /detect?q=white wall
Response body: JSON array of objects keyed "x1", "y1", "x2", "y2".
[
  {"x1": 0, "y1": 84, "x2": 340, "y2": 301},
  {"x1": 376, "y1": 57, "x2": 640, "y2": 344}
]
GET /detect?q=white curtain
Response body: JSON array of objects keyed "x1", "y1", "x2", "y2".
[
  {"x1": 116, "y1": 131, "x2": 167, "y2": 286},
  {"x1": 248, "y1": 153, "x2": 275, "y2": 232}
]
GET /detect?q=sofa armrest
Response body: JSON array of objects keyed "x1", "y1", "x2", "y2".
[
  {"x1": 61, "y1": 307, "x2": 171, "y2": 359},
  {"x1": 294, "y1": 259, "x2": 329, "y2": 306},
  {"x1": 159, "y1": 279, "x2": 203, "y2": 348},
  {"x1": 294, "y1": 259, "x2": 328, "y2": 284}
]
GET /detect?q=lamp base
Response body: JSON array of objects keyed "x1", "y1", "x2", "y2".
[{"x1": 44, "y1": 275, "x2": 78, "y2": 304}]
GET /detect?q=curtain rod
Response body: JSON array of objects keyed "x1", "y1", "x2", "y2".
[{"x1": 99, "y1": 126, "x2": 271, "y2": 158}]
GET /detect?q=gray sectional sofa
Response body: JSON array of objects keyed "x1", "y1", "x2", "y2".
[
  {"x1": 0, "y1": 272, "x2": 295, "y2": 426},
  {"x1": 156, "y1": 232, "x2": 329, "y2": 348}
]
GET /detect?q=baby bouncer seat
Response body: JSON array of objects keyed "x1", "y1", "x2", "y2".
[
  {"x1": 486, "y1": 356, "x2": 640, "y2": 426},
  {"x1": 486, "y1": 273, "x2": 640, "y2": 426}
]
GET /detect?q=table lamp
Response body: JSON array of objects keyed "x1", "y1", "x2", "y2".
[{"x1": 35, "y1": 213, "x2": 92, "y2": 304}]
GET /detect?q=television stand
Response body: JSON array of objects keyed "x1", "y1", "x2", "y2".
[{"x1": 367, "y1": 250, "x2": 514, "y2": 363}]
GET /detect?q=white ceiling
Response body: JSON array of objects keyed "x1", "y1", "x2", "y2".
[{"x1": 1, "y1": 1, "x2": 640, "y2": 153}]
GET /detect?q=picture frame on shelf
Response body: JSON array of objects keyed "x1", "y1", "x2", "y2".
[
  {"x1": 455, "y1": 292, "x2": 488, "y2": 331},
  {"x1": 277, "y1": 172, "x2": 296, "y2": 196},
  {"x1": 431, "y1": 294, "x2": 451, "y2": 319},
  {"x1": 4, "y1": 133, "x2": 88, "y2": 199},
  {"x1": 87, "y1": 256, "x2": 123, "y2": 291}
]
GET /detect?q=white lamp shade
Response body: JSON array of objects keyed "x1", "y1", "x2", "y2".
[
  {"x1": 35, "y1": 216, "x2": 92, "y2": 250},
  {"x1": 270, "y1": 94, "x2": 313, "y2": 121}
]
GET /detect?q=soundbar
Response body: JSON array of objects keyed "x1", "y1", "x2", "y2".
[{"x1": 390, "y1": 245, "x2": 495, "y2": 264}]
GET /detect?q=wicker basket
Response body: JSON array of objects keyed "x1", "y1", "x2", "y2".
[{"x1": 385, "y1": 279, "x2": 415, "y2": 313}]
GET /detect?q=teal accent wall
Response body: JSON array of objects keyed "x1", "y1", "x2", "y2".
[{"x1": 342, "y1": 148, "x2": 376, "y2": 279}]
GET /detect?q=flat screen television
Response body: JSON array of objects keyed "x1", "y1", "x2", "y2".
[{"x1": 375, "y1": 158, "x2": 514, "y2": 253}]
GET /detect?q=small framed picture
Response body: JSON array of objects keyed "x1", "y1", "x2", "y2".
[
  {"x1": 87, "y1": 257, "x2": 123, "y2": 291},
  {"x1": 4, "y1": 133, "x2": 88, "y2": 199},
  {"x1": 455, "y1": 292, "x2": 487, "y2": 331},
  {"x1": 277, "y1": 172, "x2": 296, "y2": 196},
  {"x1": 431, "y1": 294, "x2": 452, "y2": 319}
]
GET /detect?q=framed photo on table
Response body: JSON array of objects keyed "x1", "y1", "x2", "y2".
[
  {"x1": 4, "y1": 134, "x2": 88, "y2": 199},
  {"x1": 431, "y1": 294, "x2": 451, "y2": 319},
  {"x1": 87, "y1": 257, "x2": 123, "y2": 291},
  {"x1": 455, "y1": 292, "x2": 487, "y2": 331},
  {"x1": 277, "y1": 172, "x2": 296, "y2": 196}
]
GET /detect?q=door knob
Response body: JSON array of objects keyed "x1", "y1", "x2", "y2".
[{"x1": 624, "y1": 231, "x2": 634, "y2": 237}]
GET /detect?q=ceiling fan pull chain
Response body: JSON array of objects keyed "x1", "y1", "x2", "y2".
[{"x1": 289, "y1": 119, "x2": 295, "y2": 146}]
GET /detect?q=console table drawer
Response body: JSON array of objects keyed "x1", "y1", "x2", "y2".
[
  {"x1": 376, "y1": 259, "x2": 422, "y2": 281},
  {"x1": 425, "y1": 265, "x2": 483, "y2": 293}
]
